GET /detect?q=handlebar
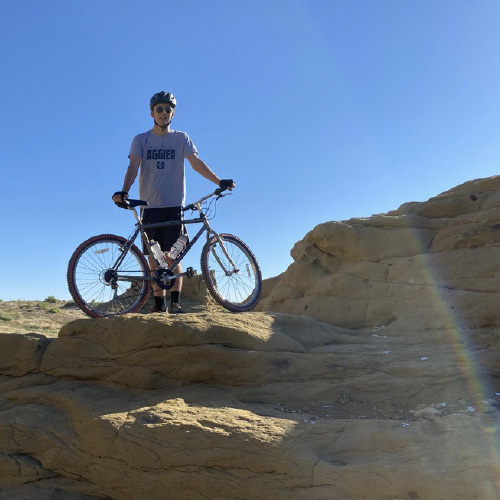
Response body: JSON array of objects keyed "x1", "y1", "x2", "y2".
[
  {"x1": 114, "y1": 186, "x2": 232, "y2": 211},
  {"x1": 182, "y1": 186, "x2": 232, "y2": 212}
]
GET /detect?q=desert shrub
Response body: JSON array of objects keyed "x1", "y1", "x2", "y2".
[
  {"x1": 0, "y1": 311, "x2": 12, "y2": 321},
  {"x1": 48, "y1": 308, "x2": 59, "y2": 314},
  {"x1": 45, "y1": 296, "x2": 57, "y2": 303}
]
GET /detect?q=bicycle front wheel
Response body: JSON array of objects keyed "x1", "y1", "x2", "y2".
[
  {"x1": 200, "y1": 233, "x2": 262, "y2": 312},
  {"x1": 67, "y1": 234, "x2": 151, "y2": 318}
]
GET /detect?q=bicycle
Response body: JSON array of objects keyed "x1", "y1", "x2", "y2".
[{"x1": 67, "y1": 187, "x2": 262, "y2": 318}]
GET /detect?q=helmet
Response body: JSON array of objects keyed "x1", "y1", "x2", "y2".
[{"x1": 150, "y1": 91, "x2": 176, "y2": 109}]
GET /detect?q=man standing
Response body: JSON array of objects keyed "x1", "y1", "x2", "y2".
[{"x1": 112, "y1": 91, "x2": 234, "y2": 313}]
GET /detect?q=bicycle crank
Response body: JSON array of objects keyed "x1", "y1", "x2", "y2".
[{"x1": 155, "y1": 268, "x2": 176, "y2": 290}]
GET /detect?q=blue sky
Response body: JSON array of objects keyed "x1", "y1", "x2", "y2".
[{"x1": 1, "y1": 0, "x2": 500, "y2": 301}]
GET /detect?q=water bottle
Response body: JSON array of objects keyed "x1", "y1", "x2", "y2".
[
  {"x1": 150, "y1": 240, "x2": 168, "y2": 268},
  {"x1": 166, "y1": 234, "x2": 188, "y2": 260}
]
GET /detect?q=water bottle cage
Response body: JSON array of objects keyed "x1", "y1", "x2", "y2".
[{"x1": 166, "y1": 235, "x2": 188, "y2": 260}]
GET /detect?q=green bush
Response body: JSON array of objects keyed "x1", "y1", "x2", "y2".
[
  {"x1": 45, "y1": 296, "x2": 57, "y2": 303},
  {"x1": 48, "y1": 308, "x2": 59, "y2": 314}
]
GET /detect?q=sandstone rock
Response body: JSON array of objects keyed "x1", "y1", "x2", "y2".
[
  {"x1": 27, "y1": 312, "x2": 475, "y2": 407},
  {"x1": 2, "y1": 176, "x2": 500, "y2": 499},
  {"x1": 140, "y1": 273, "x2": 213, "y2": 313},
  {"x1": 1, "y1": 312, "x2": 499, "y2": 499},
  {"x1": 258, "y1": 176, "x2": 500, "y2": 339},
  {"x1": 0, "y1": 333, "x2": 50, "y2": 376}
]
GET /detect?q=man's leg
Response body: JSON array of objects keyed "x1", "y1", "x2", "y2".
[
  {"x1": 149, "y1": 255, "x2": 167, "y2": 312},
  {"x1": 145, "y1": 206, "x2": 185, "y2": 314},
  {"x1": 167, "y1": 258, "x2": 183, "y2": 313}
]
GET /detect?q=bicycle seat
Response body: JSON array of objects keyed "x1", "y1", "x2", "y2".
[
  {"x1": 115, "y1": 199, "x2": 149, "y2": 209},
  {"x1": 127, "y1": 199, "x2": 148, "y2": 207}
]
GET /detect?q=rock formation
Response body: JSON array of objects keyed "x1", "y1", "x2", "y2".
[
  {"x1": 2, "y1": 176, "x2": 500, "y2": 499},
  {"x1": 258, "y1": 176, "x2": 500, "y2": 374},
  {"x1": 258, "y1": 176, "x2": 500, "y2": 330}
]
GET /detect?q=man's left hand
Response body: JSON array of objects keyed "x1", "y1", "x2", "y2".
[{"x1": 219, "y1": 179, "x2": 235, "y2": 191}]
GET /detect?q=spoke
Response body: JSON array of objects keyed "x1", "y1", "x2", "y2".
[
  {"x1": 71, "y1": 238, "x2": 149, "y2": 316},
  {"x1": 207, "y1": 238, "x2": 258, "y2": 305}
]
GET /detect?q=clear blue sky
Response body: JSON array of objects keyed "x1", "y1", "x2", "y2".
[{"x1": 1, "y1": 0, "x2": 500, "y2": 301}]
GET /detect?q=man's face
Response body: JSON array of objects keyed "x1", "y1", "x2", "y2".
[{"x1": 151, "y1": 103, "x2": 175, "y2": 126}]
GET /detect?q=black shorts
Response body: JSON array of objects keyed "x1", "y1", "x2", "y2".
[{"x1": 141, "y1": 206, "x2": 185, "y2": 255}]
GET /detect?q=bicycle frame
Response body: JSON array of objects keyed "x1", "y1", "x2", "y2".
[{"x1": 111, "y1": 191, "x2": 238, "y2": 286}]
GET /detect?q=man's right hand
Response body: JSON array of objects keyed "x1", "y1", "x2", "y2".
[{"x1": 112, "y1": 191, "x2": 129, "y2": 203}]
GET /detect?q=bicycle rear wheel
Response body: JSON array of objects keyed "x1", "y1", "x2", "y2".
[
  {"x1": 67, "y1": 234, "x2": 151, "y2": 318},
  {"x1": 200, "y1": 233, "x2": 262, "y2": 312}
]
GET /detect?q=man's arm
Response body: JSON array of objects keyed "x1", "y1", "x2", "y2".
[
  {"x1": 112, "y1": 155, "x2": 141, "y2": 203},
  {"x1": 186, "y1": 153, "x2": 221, "y2": 185}
]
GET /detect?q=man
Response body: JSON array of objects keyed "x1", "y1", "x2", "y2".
[{"x1": 112, "y1": 91, "x2": 234, "y2": 314}]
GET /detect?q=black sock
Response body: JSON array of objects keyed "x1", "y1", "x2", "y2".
[
  {"x1": 154, "y1": 295, "x2": 166, "y2": 311},
  {"x1": 170, "y1": 291, "x2": 180, "y2": 305}
]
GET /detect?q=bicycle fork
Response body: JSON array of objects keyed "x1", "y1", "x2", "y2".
[{"x1": 210, "y1": 232, "x2": 239, "y2": 276}]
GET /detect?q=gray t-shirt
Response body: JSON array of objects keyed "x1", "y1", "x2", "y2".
[{"x1": 129, "y1": 130, "x2": 197, "y2": 208}]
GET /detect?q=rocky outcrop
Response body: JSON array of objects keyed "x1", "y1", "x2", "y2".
[
  {"x1": 258, "y1": 176, "x2": 500, "y2": 335},
  {"x1": 2, "y1": 176, "x2": 500, "y2": 499},
  {"x1": 1, "y1": 311, "x2": 500, "y2": 499}
]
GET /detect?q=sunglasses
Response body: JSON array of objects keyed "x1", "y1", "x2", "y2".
[{"x1": 155, "y1": 106, "x2": 173, "y2": 114}]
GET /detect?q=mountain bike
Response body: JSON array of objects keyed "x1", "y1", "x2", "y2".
[{"x1": 67, "y1": 187, "x2": 262, "y2": 318}]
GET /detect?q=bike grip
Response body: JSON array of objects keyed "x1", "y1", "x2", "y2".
[{"x1": 114, "y1": 200, "x2": 130, "y2": 209}]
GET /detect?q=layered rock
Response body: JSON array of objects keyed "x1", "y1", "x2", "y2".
[
  {"x1": 258, "y1": 176, "x2": 500, "y2": 336},
  {"x1": 2, "y1": 176, "x2": 500, "y2": 499},
  {"x1": 1, "y1": 311, "x2": 500, "y2": 499}
]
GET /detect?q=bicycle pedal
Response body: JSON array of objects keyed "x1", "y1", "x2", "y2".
[{"x1": 186, "y1": 267, "x2": 197, "y2": 278}]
